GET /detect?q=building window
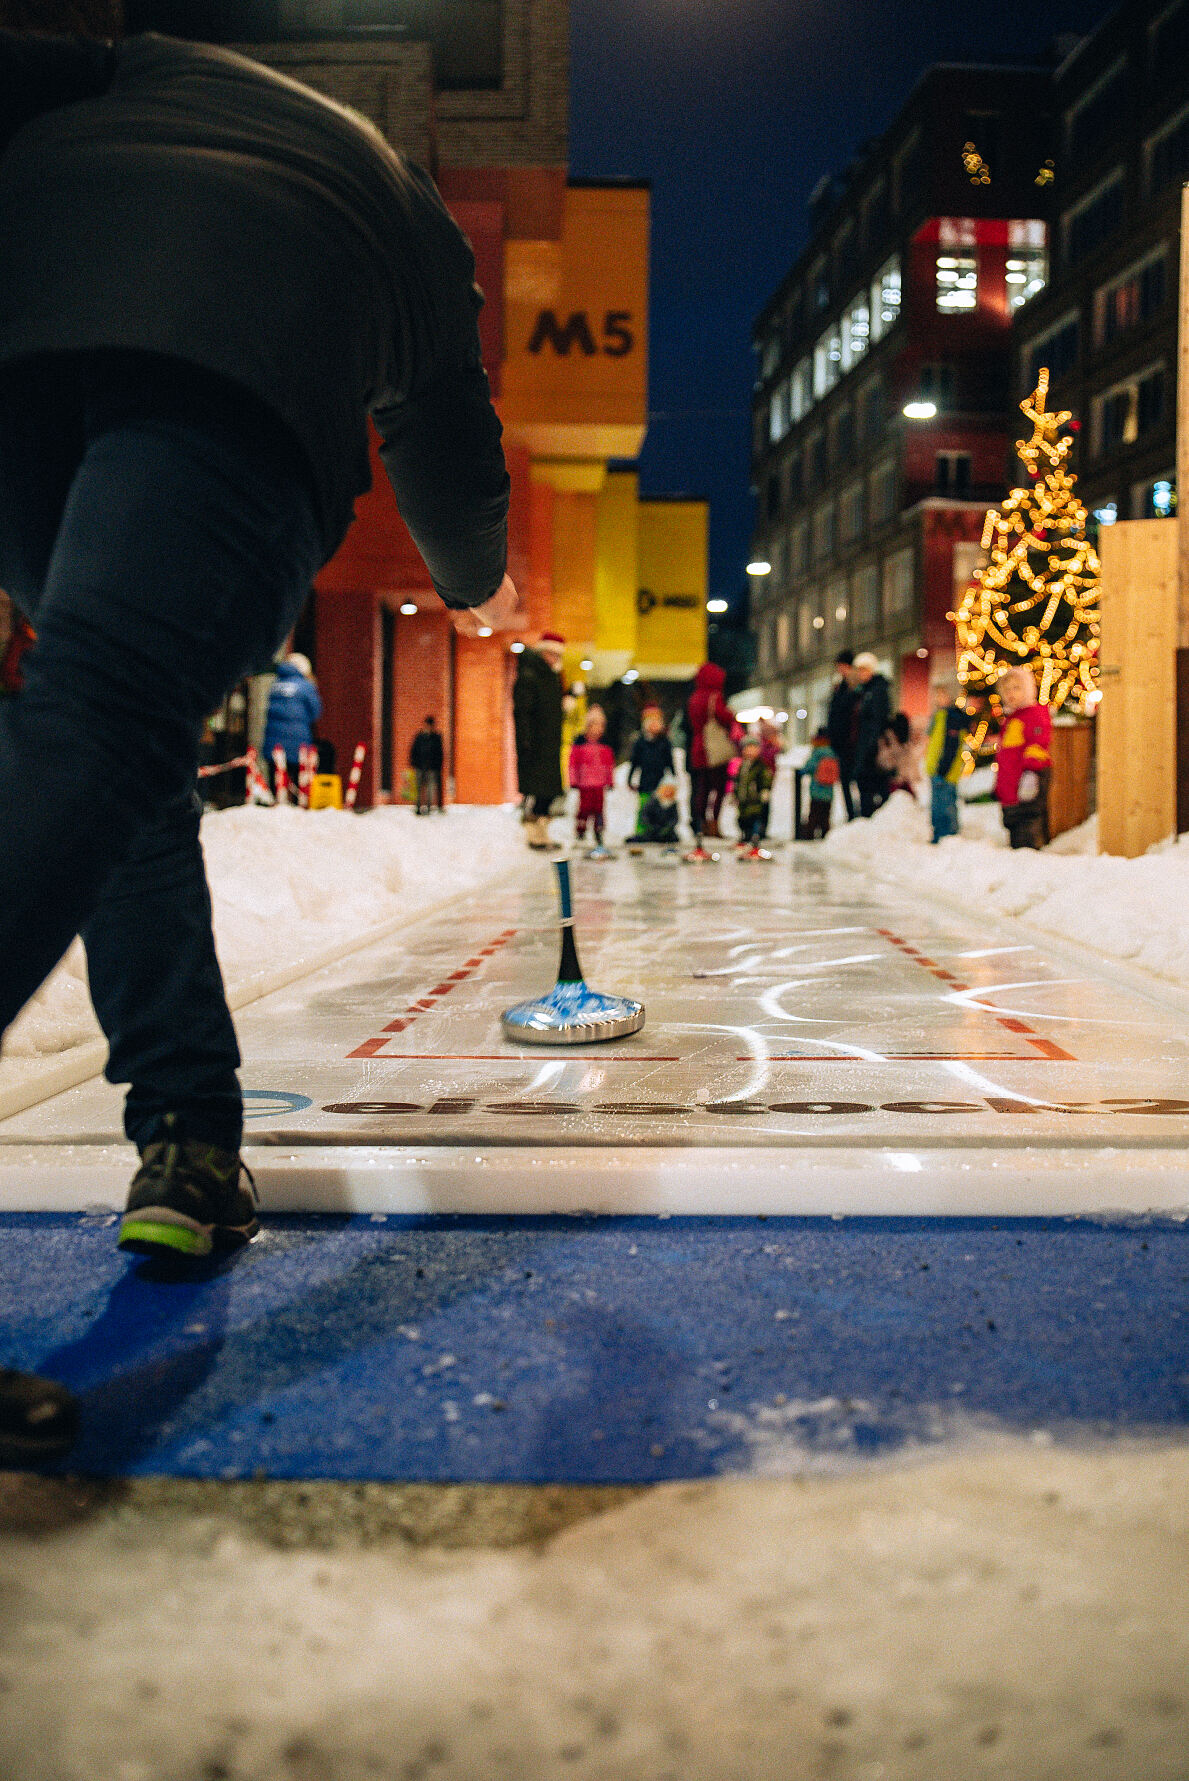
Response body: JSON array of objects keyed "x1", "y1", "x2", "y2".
[
  {"x1": 810, "y1": 257, "x2": 830, "y2": 314},
  {"x1": 807, "y1": 431, "x2": 827, "y2": 490},
  {"x1": 827, "y1": 573, "x2": 849, "y2": 640},
  {"x1": 1063, "y1": 171, "x2": 1126, "y2": 268},
  {"x1": 1133, "y1": 474, "x2": 1177, "y2": 520},
  {"x1": 841, "y1": 296, "x2": 870, "y2": 372},
  {"x1": 893, "y1": 127, "x2": 922, "y2": 215},
  {"x1": 1094, "y1": 247, "x2": 1168, "y2": 349},
  {"x1": 869, "y1": 456, "x2": 898, "y2": 526},
  {"x1": 813, "y1": 325, "x2": 843, "y2": 399},
  {"x1": 768, "y1": 382, "x2": 788, "y2": 445},
  {"x1": 1006, "y1": 248, "x2": 1047, "y2": 311},
  {"x1": 766, "y1": 472, "x2": 782, "y2": 521},
  {"x1": 812, "y1": 502, "x2": 836, "y2": 565},
  {"x1": 861, "y1": 378, "x2": 885, "y2": 446},
  {"x1": 869, "y1": 256, "x2": 902, "y2": 342},
  {"x1": 935, "y1": 452, "x2": 972, "y2": 495},
  {"x1": 833, "y1": 405, "x2": 855, "y2": 468},
  {"x1": 1091, "y1": 363, "x2": 1167, "y2": 459},
  {"x1": 797, "y1": 595, "x2": 816, "y2": 655},
  {"x1": 1149, "y1": 1, "x2": 1189, "y2": 90},
  {"x1": 1024, "y1": 312, "x2": 1079, "y2": 388},
  {"x1": 771, "y1": 533, "x2": 789, "y2": 587},
  {"x1": 760, "y1": 334, "x2": 780, "y2": 379},
  {"x1": 840, "y1": 479, "x2": 865, "y2": 543},
  {"x1": 936, "y1": 251, "x2": 977, "y2": 312},
  {"x1": 863, "y1": 179, "x2": 889, "y2": 250},
  {"x1": 776, "y1": 610, "x2": 791, "y2": 664},
  {"x1": 790, "y1": 520, "x2": 809, "y2": 581},
  {"x1": 1065, "y1": 58, "x2": 1126, "y2": 164},
  {"x1": 882, "y1": 548, "x2": 915, "y2": 620},
  {"x1": 785, "y1": 452, "x2": 803, "y2": 510},
  {"x1": 790, "y1": 357, "x2": 813, "y2": 425},
  {"x1": 1147, "y1": 103, "x2": 1189, "y2": 196},
  {"x1": 917, "y1": 363, "x2": 955, "y2": 407},
  {"x1": 853, "y1": 563, "x2": 879, "y2": 630},
  {"x1": 833, "y1": 219, "x2": 858, "y2": 291}
]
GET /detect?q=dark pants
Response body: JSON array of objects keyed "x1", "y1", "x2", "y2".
[
  {"x1": 1002, "y1": 776, "x2": 1050, "y2": 850},
  {"x1": 691, "y1": 764, "x2": 728, "y2": 836},
  {"x1": 0, "y1": 354, "x2": 323, "y2": 1154},
  {"x1": 930, "y1": 777, "x2": 960, "y2": 843},
  {"x1": 805, "y1": 799, "x2": 831, "y2": 839},
  {"x1": 836, "y1": 752, "x2": 856, "y2": 820},
  {"x1": 414, "y1": 768, "x2": 441, "y2": 812},
  {"x1": 856, "y1": 764, "x2": 888, "y2": 819}
]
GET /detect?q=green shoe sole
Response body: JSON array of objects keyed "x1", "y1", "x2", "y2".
[{"x1": 118, "y1": 1217, "x2": 212, "y2": 1258}]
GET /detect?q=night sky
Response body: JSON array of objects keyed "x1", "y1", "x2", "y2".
[{"x1": 569, "y1": 0, "x2": 1115, "y2": 606}]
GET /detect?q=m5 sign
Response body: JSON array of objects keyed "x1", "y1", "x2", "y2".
[{"x1": 527, "y1": 310, "x2": 635, "y2": 358}]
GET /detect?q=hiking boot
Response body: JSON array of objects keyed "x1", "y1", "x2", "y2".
[
  {"x1": 0, "y1": 1369, "x2": 79, "y2": 1468},
  {"x1": 118, "y1": 1115, "x2": 259, "y2": 1260}
]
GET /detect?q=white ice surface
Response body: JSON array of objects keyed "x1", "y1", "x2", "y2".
[{"x1": 0, "y1": 803, "x2": 528, "y2": 1093}]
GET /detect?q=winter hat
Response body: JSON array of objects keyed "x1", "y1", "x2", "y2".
[
  {"x1": 852, "y1": 651, "x2": 880, "y2": 673},
  {"x1": 539, "y1": 631, "x2": 565, "y2": 646},
  {"x1": 657, "y1": 774, "x2": 678, "y2": 794},
  {"x1": 286, "y1": 653, "x2": 313, "y2": 678}
]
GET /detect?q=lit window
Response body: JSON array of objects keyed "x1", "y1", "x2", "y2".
[
  {"x1": 937, "y1": 253, "x2": 977, "y2": 312},
  {"x1": 814, "y1": 327, "x2": 842, "y2": 399},
  {"x1": 840, "y1": 297, "x2": 870, "y2": 373},
  {"x1": 769, "y1": 383, "x2": 788, "y2": 444},
  {"x1": 869, "y1": 256, "x2": 901, "y2": 342},
  {"x1": 790, "y1": 357, "x2": 813, "y2": 424},
  {"x1": 1092, "y1": 502, "x2": 1118, "y2": 526},
  {"x1": 1006, "y1": 250, "x2": 1047, "y2": 311}
]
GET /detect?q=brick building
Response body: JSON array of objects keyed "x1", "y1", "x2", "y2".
[
  {"x1": 1012, "y1": 0, "x2": 1187, "y2": 532},
  {"x1": 126, "y1": 0, "x2": 706, "y2": 802},
  {"x1": 746, "y1": 63, "x2": 1055, "y2": 735}
]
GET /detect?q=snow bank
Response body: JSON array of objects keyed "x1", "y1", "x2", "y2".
[
  {"x1": 1, "y1": 804, "x2": 527, "y2": 1076},
  {"x1": 823, "y1": 790, "x2": 1189, "y2": 991}
]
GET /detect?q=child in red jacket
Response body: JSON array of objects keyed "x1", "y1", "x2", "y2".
[
  {"x1": 995, "y1": 666, "x2": 1051, "y2": 849},
  {"x1": 569, "y1": 706, "x2": 616, "y2": 850}
]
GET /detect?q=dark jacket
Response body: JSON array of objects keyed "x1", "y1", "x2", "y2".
[
  {"x1": 263, "y1": 661, "x2": 322, "y2": 760},
  {"x1": 410, "y1": 726, "x2": 444, "y2": 773},
  {"x1": 735, "y1": 757, "x2": 773, "y2": 824},
  {"x1": 638, "y1": 793, "x2": 679, "y2": 844},
  {"x1": 854, "y1": 673, "x2": 891, "y2": 773},
  {"x1": 0, "y1": 30, "x2": 508, "y2": 599},
  {"x1": 512, "y1": 647, "x2": 564, "y2": 806},
  {"x1": 628, "y1": 731, "x2": 675, "y2": 796},
  {"x1": 826, "y1": 676, "x2": 859, "y2": 760},
  {"x1": 686, "y1": 663, "x2": 734, "y2": 771}
]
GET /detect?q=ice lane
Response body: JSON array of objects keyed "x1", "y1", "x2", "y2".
[{"x1": 3, "y1": 847, "x2": 1189, "y2": 1215}]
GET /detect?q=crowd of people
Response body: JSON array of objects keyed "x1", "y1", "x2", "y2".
[{"x1": 509, "y1": 633, "x2": 1055, "y2": 860}]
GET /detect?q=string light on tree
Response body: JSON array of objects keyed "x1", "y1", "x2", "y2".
[{"x1": 949, "y1": 368, "x2": 1100, "y2": 715}]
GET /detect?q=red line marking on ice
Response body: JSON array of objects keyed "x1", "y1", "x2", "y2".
[
  {"x1": 346, "y1": 931, "x2": 518, "y2": 1059},
  {"x1": 876, "y1": 926, "x2": 1079, "y2": 1064}
]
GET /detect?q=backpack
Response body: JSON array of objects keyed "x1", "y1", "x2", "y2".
[
  {"x1": 702, "y1": 716, "x2": 735, "y2": 768},
  {"x1": 814, "y1": 752, "x2": 840, "y2": 786}
]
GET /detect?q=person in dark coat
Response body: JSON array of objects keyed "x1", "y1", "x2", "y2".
[
  {"x1": 628, "y1": 704, "x2": 675, "y2": 836},
  {"x1": 685, "y1": 661, "x2": 737, "y2": 840},
  {"x1": 0, "y1": 10, "x2": 522, "y2": 1375},
  {"x1": 409, "y1": 714, "x2": 445, "y2": 813},
  {"x1": 263, "y1": 652, "x2": 322, "y2": 791},
  {"x1": 851, "y1": 651, "x2": 892, "y2": 818},
  {"x1": 825, "y1": 649, "x2": 859, "y2": 821},
  {"x1": 513, "y1": 633, "x2": 565, "y2": 847}
]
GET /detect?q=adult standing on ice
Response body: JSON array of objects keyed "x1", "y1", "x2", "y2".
[
  {"x1": 263, "y1": 652, "x2": 322, "y2": 795},
  {"x1": 513, "y1": 632, "x2": 566, "y2": 849},
  {"x1": 0, "y1": 2, "x2": 523, "y2": 1453}
]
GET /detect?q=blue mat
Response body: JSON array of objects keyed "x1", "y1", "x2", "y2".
[{"x1": 2, "y1": 1213, "x2": 1187, "y2": 1480}]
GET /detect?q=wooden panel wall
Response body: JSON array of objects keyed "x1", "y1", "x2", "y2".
[{"x1": 1097, "y1": 520, "x2": 1179, "y2": 857}]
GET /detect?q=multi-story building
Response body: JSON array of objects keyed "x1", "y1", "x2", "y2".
[
  {"x1": 1012, "y1": 0, "x2": 1186, "y2": 531},
  {"x1": 746, "y1": 63, "x2": 1055, "y2": 734},
  {"x1": 125, "y1": 0, "x2": 706, "y2": 803}
]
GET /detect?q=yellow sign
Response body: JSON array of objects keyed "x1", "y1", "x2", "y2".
[
  {"x1": 636, "y1": 499, "x2": 708, "y2": 675},
  {"x1": 500, "y1": 184, "x2": 649, "y2": 461}
]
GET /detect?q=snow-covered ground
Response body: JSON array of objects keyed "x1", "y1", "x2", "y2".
[
  {"x1": 822, "y1": 786, "x2": 1189, "y2": 994},
  {"x1": 0, "y1": 804, "x2": 529, "y2": 1092}
]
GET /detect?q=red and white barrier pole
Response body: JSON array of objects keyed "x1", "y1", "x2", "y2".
[
  {"x1": 243, "y1": 746, "x2": 274, "y2": 806},
  {"x1": 297, "y1": 744, "x2": 317, "y2": 809},
  {"x1": 344, "y1": 742, "x2": 367, "y2": 810},
  {"x1": 271, "y1": 746, "x2": 290, "y2": 806}
]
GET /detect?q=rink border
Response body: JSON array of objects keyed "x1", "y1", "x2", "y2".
[
  {"x1": 0, "y1": 1142, "x2": 1186, "y2": 1219},
  {"x1": 0, "y1": 860, "x2": 529, "y2": 1127}
]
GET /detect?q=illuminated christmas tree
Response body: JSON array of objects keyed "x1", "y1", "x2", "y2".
[{"x1": 951, "y1": 368, "x2": 1100, "y2": 714}]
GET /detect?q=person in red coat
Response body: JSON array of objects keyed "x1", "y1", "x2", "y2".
[
  {"x1": 685, "y1": 661, "x2": 737, "y2": 840},
  {"x1": 568, "y1": 705, "x2": 615, "y2": 847},
  {"x1": 995, "y1": 665, "x2": 1051, "y2": 849}
]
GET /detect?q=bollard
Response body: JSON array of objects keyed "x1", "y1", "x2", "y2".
[{"x1": 344, "y1": 742, "x2": 367, "y2": 810}]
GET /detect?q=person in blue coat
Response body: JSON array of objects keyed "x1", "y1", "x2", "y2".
[{"x1": 263, "y1": 653, "x2": 322, "y2": 789}]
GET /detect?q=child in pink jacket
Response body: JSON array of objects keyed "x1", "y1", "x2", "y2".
[{"x1": 569, "y1": 706, "x2": 616, "y2": 847}]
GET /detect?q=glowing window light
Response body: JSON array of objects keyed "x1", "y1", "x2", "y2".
[{"x1": 812, "y1": 615, "x2": 825, "y2": 629}]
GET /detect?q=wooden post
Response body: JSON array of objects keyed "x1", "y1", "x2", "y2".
[
  {"x1": 1179, "y1": 186, "x2": 1189, "y2": 647},
  {"x1": 1097, "y1": 521, "x2": 1179, "y2": 856}
]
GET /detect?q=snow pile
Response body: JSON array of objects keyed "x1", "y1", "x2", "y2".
[
  {"x1": 823, "y1": 790, "x2": 1189, "y2": 990},
  {"x1": 2, "y1": 803, "x2": 527, "y2": 1067}
]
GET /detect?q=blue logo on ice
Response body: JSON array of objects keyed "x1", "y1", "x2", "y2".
[{"x1": 242, "y1": 1090, "x2": 314, "y2": 1120}]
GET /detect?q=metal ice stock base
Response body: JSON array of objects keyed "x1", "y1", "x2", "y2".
[{"x1": 499, "y1": 858, "x2": 645, "y2": 1045}]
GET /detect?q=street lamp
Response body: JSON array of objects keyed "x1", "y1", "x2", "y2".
[
  {"x1": 580, "y1": 658, "x2": 594, "y2": 672},
  {"x1": 902, "y1": 400, "x2": 937, "y2": 420},
  {"x1": 399, "y1": 601, "x2": 418, "y2": 615},
  {"x1": 746, "y1": 559, "x2": 772, "y2": 576},
  {"x1": 707, "y1": 598, "x2": 728, "y2": 614}
]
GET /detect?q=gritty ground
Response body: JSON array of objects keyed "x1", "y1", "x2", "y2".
[{"x1": 1, "y1": 1443, "x2": 1187, "y2": 1781}]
